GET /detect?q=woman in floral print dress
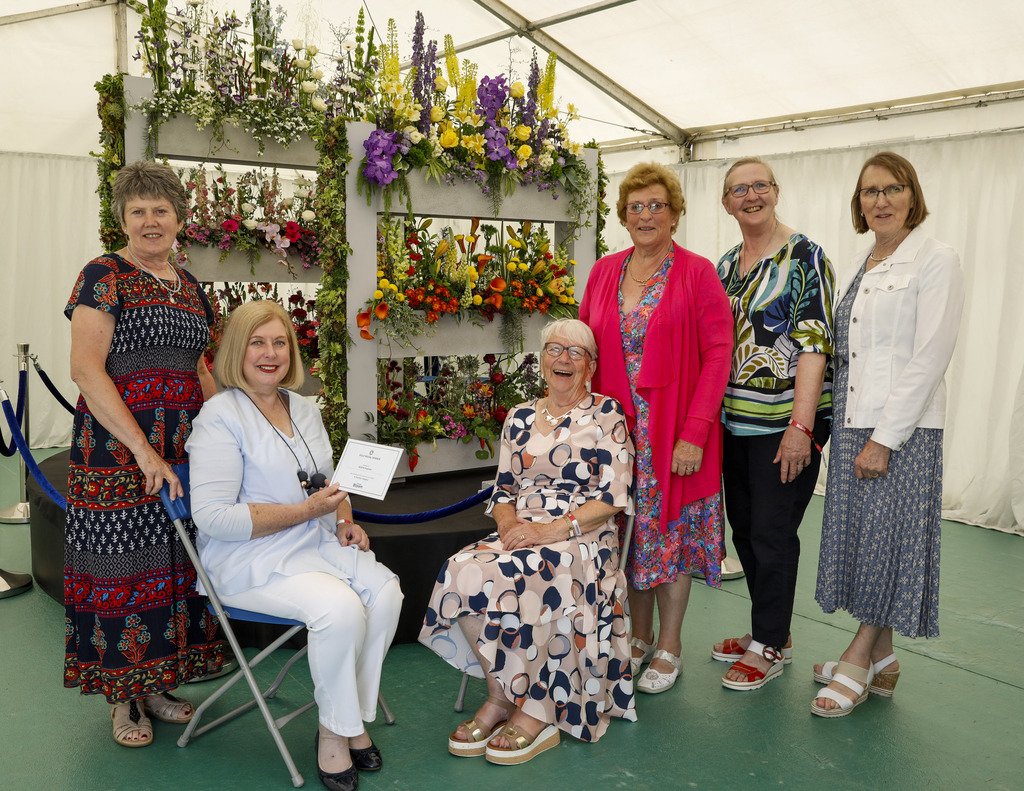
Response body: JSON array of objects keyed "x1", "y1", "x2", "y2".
[{"x1": 64, "y1": 161, "x2": 223, "y2": 748}]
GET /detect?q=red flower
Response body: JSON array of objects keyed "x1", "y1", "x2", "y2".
[
  {"x1": 284, "y1": 222, "x2": 302, "y2": 242},
  {"x1": 483, "y1": 354, "x2": 497, "y2": 364},
  {"x1": 493, "y1": 406, "x2": 508, "y2": 424},
  {"x1": 491, "y1": 372, "x2": 505, "y2": 384},
  {"x1": 406, "y1": 266, "x2": 416, "y2": 275},
  {"x1": 221, "y1": 219, "x2": 239, "y2": 232}
]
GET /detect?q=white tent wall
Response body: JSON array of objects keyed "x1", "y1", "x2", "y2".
[{"x1": 602, "y1": 130, "x2": 1024, "y2": 534}]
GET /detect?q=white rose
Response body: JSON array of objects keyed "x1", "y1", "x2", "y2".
[
  {"x1": 311, "y1": 69, "x2": 324, "y2": 80},
  {"x1": 300, "y1": 81, "x2": 317, "y2": 94},
  {"x1": 306, "y1": 44, "x2": 319, "y2": 57},
  {"x1": 242, "y1": 219, "x2": 258, "y2": 230},
  {"x1": 311, "y1": 96, "x2": 327, "y2": 112},
  {"x1": 301, "y1": 210, "x2": 315, "y2": 222},
  {"x1": 291, "y1": 39, "x2": 304, "y2": 51},
  {"x1": 408, "y1": 129, "x2": 424, "y2": 144},
  {"x1": 295, "y1": 58, "x2": 311, "y2": 69},
  {"x1": 282, "y1": 197, "x2": 294, "y2": 209},
  {"x1": 241, "y1": 202, "x2": 255, "y2": 214}
]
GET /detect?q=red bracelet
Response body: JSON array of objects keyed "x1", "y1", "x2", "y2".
[{"x1": 789, "y1": 419, "x2": 823, "y2": 454}]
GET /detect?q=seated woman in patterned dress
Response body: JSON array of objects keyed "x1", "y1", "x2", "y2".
[{"x1": 420, "y1": 318, "x2": 636, "y2": 766}]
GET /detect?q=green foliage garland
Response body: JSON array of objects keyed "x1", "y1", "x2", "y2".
[{"x1": 94, "y1": 74, "x2": 127, "y2": 252}]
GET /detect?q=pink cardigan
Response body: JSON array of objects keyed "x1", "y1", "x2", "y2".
[{"x1": 580, "y1": 243, "x2": 734, "y2": 532}]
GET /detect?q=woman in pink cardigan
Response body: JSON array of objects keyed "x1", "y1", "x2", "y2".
[{"x1": 580, "y1": 162, "x2": 733, "y2": 694}]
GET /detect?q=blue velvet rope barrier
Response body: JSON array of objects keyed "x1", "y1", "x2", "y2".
[
  {"x1": 352, "y1": 485, "x2": 493, "y2": 523},
  {"x1": 1, "y1": 392, "x2": 67, "y2": 509},
  {"x1": 1, "y1": 389, "x2": 490, "y2": 521},
  {"x1": 33, "y1": 360, "x2": 76, "y2": 415},
  {"x1": 0, "y1": 370, "x2": 28, "y2": 457}
]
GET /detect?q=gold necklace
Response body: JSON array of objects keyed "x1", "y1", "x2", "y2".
[
  {"x1": 739, "y1": 218, "x2": 779, "y2": 276},
  {"x1": 126, "y1": 244, "x2": 183, "y2": 303}
]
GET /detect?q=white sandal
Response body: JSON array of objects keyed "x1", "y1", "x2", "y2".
[
  {"x1": 636, "y1": 649, "x2": 681, "y2": 694},
  {"x1": 629, "y1": 636, "x2": 656, "y2": 676},
  {"x1": 814, "y1": 654, "x2": 900, "y2": 697},
  {"x1": 810, "y1": 661, "x2": 875, "y2": 718}
]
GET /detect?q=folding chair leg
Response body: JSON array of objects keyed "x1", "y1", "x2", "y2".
[
  {"x1": 454, "y1": 672, "x2": 470, "y2": 713},
  {"x1": 378, "y1": 692, "x2": 396, "y2": 725},
  {"x1": 266, "y1": 645, "x2": 309, "y2": 699}
]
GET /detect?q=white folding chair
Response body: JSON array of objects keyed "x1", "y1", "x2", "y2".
[{"x1": 161, "y1": 463, "x2": 394, "y2": 788}]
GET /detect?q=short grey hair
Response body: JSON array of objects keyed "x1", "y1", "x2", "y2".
[{"x1": 540, "y1": 318, "x2": 598, "y2": 359}]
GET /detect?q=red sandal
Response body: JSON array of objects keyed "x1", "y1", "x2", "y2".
[{"x1": 721, "y1": 641, "x2": 785, "y2": 691}]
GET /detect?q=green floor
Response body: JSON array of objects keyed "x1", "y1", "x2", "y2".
[{"x1": 1, "y1": 449, "x2": 1021, "y2": 790}]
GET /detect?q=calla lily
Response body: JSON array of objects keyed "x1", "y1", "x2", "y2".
[
  {"x1": 489, "y1": 277, "x2": 506, "y2": 291},
  {"x1": 374, "y1": 303, "x2": 389, "y2": 320},
  {"x1": 484, "y1": 293, "x2": 503, "y2": 310},
  {"x1": 356, "y1": 311, "x2": 374, "y2": 340}
]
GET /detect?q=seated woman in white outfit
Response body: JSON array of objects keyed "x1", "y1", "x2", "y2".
[
  {"x1": 420, "y1": 319, "x2": 637, "y2": 766},
  {"x1": 186, "y1": 301, "x2": 402, "y2": 791}
]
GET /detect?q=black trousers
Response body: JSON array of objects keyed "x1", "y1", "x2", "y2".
[{"x1": 722, "y1": 422, "x2": 830, "y2": 649}]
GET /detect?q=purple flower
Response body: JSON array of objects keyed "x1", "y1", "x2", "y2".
[{"x1": 363, "y1": 129, "x2": 401, "y2": 186}]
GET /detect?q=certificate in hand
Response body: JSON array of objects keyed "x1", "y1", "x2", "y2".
[{"x1": 330, "y1": 440, "x2": 403, "y2": 500}]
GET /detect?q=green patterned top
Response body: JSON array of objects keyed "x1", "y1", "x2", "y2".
[{"x1": 717, "y1": 233, "x2": 835, "y2": 435}]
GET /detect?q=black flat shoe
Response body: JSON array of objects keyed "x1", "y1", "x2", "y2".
[
  {"x1": 349, "y1": 741, "x2": 383, "y2": 771},
  {"x1": 315, "y1": 731, "x2": 359, "y2": 791}
]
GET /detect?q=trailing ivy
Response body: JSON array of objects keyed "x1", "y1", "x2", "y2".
[
  {"x1": 314, "y1": 116, "x2": 352, "y2": 454},
  {"x1": 93, "y1": 74, "x2": 127, "y2": 252}
]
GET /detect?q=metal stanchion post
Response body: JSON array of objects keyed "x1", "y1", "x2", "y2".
[{"x1": 0, "y1": 343, "x2": 31, "y2": 523}]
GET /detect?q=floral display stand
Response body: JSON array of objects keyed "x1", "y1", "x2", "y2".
[{"x1": 345, "y1": 121, "x2": 598, "y2": 476}]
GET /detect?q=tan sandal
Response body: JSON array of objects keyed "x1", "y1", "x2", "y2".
[
  {"x1": 144, "y1": 691, "x2": 194, "y2": 723},
  {"x1": 484, "y1": 722, "x2": 560, "y2": 765},
  {"x1": 111, "y1": 700, "x2": 153, "y2": 748},
  {"x1": 448, "y1": 695, "x2": 513, "y2": 757}
]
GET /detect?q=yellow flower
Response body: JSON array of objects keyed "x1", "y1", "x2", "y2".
[
  {"x1": 373, "y1": 290, "x2": 384, "y2": 299},
  {"x1": 536, "y1": 288, "x2": 544, "y2": 297},
  {"x1": 567, "y1": 287, "x2": 575, "y2": 296},
  {"x1": 430, "y1": 106, "x2": 445, "y2": 123},
  {"x1": 472, "y1": 294, "x2": 483, "y2": 305},
  {"x1": 440, "y1": 128, "x2": 459, "y2": 148},
  {"x1": 506, "y1": 263, "x2": 517, "y2": 272},
  {"x1": 516, "y1": 144, "x2": 532, "y2": 160},
  {"x1": 396, "y1": 293, "x2": 406, "y2": 302},
  {"x1": 379, "y1": 278, "x2": 390, "y2": 288},
  {"x1": 468, "y1": 266, "x2": 478, "y2": 279},
  {"x1": 509, "y1": 81, "x2": 525, "y2": 99},
  {"x1": 376, "y1": 270, "x2": 384, "y2": 278},
  {"x1": 520, "y1": 263, "x2": 531, "y2": 271},
  {"x1": 508, "y1": 239, "x2": 521, "y2": 248},
  {"x1": 434, "y1": 74, "x2": 448, "y2": 92},
  {"x1": 389, "y1": 284, "x2": 398, "y2": 291},
  {"x1": 514, "y1": 125, "x2": 531, "y2": 142},
  {"x1": 462, "y1": 133, "x2": 485, "y2": 155}
]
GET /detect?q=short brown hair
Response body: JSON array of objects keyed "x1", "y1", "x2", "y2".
[
  {"x1": 850, "y1": 151, "x2": 929, "y2": 234},
  {"x1": 617, "y1": 162, "x2": 685, "y2": 228},
  {"x1": 112, "y1": 160, "x2": 188, "y2": 228},
  {"x1": 213, "y1": 301, "x2": 306, "y2": 392},
  {"x1": 721, "y1": 157, "x2": 779, "y2": 200}
]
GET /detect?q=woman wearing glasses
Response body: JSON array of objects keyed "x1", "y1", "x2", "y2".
[
  {"x1": 580, "y1": 162, "x2": 733, "y2": 695},
  {"x1": 713, "y1": 157, "x2": 835, "y2": 692},
  {"x1": 420, "y1": 319, "x2": 636, "y2": 764},
  {"x1": 811, "y1": 151, "x2": 963, "y2": 717}
]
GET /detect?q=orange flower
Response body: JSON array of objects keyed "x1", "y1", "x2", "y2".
[
  {"x1": 484, "y1": 293, "x2": 503, "y2": 310},
  {"x1": 489, "y1": 276, "x2": 506, "y2": 291},
  {"x1": 375, "y1": 302, "x2": 389, "y2": 320},
  {"x1": 356, "y1": 311, "x2": 374, "y2": 340},
  {"x1": 477, "y1": 254, "x2": 494, "y2": 266}
]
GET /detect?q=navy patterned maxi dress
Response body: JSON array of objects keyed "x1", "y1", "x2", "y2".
[
  {"x1": 419, "y1": 394, "x2": 637, "y2": 742},
  {"x1": 63, "y1": 253, "x2": 224, "y2": 701}
]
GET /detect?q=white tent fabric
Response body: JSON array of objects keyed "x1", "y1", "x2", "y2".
[{"x1": 1, "y1": 1, "x2": 1022, "y2": 532}]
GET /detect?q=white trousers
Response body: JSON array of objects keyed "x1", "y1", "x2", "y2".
[{"x1": 220, "y1": 571, "x2": 403, "y2": 736}]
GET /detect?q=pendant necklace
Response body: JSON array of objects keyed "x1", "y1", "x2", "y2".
[
  {"x1": 127, "y1": 243, "x2": 183, "y2": 303},
  {"x1": 541, "y1": 394, "x2": 589, "y2": 426},
  {"x1": 739, "y1": 218, "x2": 779, "y2": 278}
]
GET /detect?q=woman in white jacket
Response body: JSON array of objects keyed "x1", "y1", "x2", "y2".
[{"x1": 812, "y1": 151, "x2": 964, "y2": 717}]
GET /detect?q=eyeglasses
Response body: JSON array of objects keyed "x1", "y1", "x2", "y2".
[
  {"x1": 543, "y1": 342, "x2": 591, "y2": 361},
  {"x1": 859, "y1": 184, "x2": 907, "y2": 201},
  {"x1": 625, "y1": 201, "x2": 670, "y2": 215},
  {"x1": 728, "y1": 181, "x2": 775, "y2": 198}
]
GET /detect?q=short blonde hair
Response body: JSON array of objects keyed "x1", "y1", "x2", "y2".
[
  {"x1": 850, "y1": 151, "x2": 929, "y2": 234},
  {"x1": 213, "y1": 301, "x2": 306, "y2": 392},
  {"x1": 113, "y1": 160, "x2": 188, "y2": 227},
  {"x1": 541, "y1": 318, "x2": 598, "y2": 359},
  {"x1": 721, "y1": 157, "x2": 779, "y2": 200},
  {"x1": 617, "y1": 162, "x2": 685, "y2": 229}
]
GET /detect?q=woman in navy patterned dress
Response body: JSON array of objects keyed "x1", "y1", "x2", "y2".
[
  {"x1": 420, "y1": 319, "x2": 635, "y2": 765},
  {"x1": 64, "y1": 161, "x2": 223, "y2": 747},
  {"x1": 812, "y1": 152, "x2": 964, "y2": 717}
]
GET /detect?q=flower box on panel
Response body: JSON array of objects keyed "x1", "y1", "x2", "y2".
[
  {"x1": 183, "y1": 245, "x2": 321, "y2": 283},
  {"x1": 374, "y1": 313, "x2": 548, "y2": 359},
  {"x1": 395, "y1": 439, "x2": 499, "y2": 479}
]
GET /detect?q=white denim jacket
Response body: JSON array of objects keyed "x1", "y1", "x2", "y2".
[{"x1": 835, "y1": 226, "x2": 964, "y2": 451}]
